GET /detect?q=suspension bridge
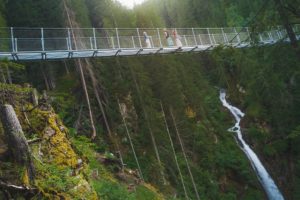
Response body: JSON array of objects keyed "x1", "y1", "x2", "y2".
[{"x1": 0, "y1": 25, "x2": 299, "y2": 61}]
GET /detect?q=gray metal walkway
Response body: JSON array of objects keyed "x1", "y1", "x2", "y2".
[{"x1": 0, "y1": 25, "x2": 299, "y2": 61}]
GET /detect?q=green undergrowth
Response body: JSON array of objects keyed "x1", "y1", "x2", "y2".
[
  {"x1": 0, "y1": 82, "x2": 32, "y2": 95},
  {"x1": 71, "y1": 135, "x2": 165, "y2": 200}
]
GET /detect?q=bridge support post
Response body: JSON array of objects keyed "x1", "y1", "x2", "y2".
[
  {"x1": 89, "y1": 37, "x2": 93, "y2": 49},
  {"x1": 277, "y1": 26, "x2": 283, "y2": 39},
  {"x1": 111, "y1": 37, "x2": 115, "y2": 49},
  {"x1": 157, "y1": 28, "x2": 162, "y2": 48},
  {"x1": 67, "y1": 28, "x2": 72, "y2": 50},
  {"x1": 268, "y1": 31, "x2": 274, "y2": 42},
  {"x1": 116, "y1": 28, "x2": 121, "y2": 49},
  {"x1": 137, "y1": 28, "x2": 142, "y2": 48},
  {"x1": 192, "y1": 28, "x2": 197, "y2": 46},
  {"x1": 66, "y1": 37, "x2": 70, "y2": 50},
  {"x1": 41, "y1": 28, "x2": 45, "y2": 51},
  {"x1": 183, "y1": 35, "x2": 188, "y2": 46},
  {"x1": 207, "y1": 28, "x2": 213, "y2": 45},
  {"x1": 150, "y1": 36, "x2": 154, "y2": 48},
  {"x1": 132, "y1": 36, "x2": 136, "y2": 48},
  {"x1": 198, "y1": 33, "x2": 203, "y2": 45},
  {"x1": 10, "y1": 27, "x2": 15, "y2": 52},
  {"x1": 234, "y1": 28, "x2": 241, "y2": 44},
  {"x1": 221, "y1": 28, "x2": 228, "y2": 44},
  {"x1": 93, "y1": 28, "x2": 97, "y2": 50},
  {"x1": 246, "y1": 27, "x2": 251, "y2": 42},
  {"x1": 278, "y1": 26, "x2": 286, "y2": 39},
  {"x1": 14, "y1": 38, "x2": 18, "y2": 52}
]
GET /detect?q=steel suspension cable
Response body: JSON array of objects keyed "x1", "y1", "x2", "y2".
[
  {"x1": 170, "y1": 107, "x2": 200, "y2": 200},
  {"x1": 128, "y1": 65, "x2": 167, "y2": 185},
  {"x1": 160, "y1": 101, "x2": 189, "y2": 199},
  {"x1": 63, "y1": 0, "x2": 97, "y2": 139}
]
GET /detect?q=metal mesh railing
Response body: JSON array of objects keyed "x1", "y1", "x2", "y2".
[{"x1": 0, "y1": 25, "x2": 299, "y2": 53}]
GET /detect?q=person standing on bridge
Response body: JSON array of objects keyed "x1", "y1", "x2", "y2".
[
  {"x1": 143, "y1": 32, "x2": 152, "y2": 48},
  {"x1": 173, "y1": 29, "x2": 183, "y2": 48},
  {"x1": 164, "y1": 29, "x2": 174, "y2": 47}
]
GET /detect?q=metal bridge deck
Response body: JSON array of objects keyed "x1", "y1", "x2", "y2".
[{"x1": 0, "y1": 26, "x2": 299, "y2": 61}]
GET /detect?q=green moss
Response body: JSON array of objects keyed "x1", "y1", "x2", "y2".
[
  {"x1": 0, "y1": 86, "x2": 97, "y2": 199},
  {"x1": 71, "y1": 136, "x2": 117, "y2": 181},
  {"x1": 0, "y1": 83, "x2": 32, "y2": 94},
  {"x1": 33, "y1": 162, "x2": 97, "y2": 199},
  {"x1": 24, "y1": 109, "x2": 97, "y2": 198}
]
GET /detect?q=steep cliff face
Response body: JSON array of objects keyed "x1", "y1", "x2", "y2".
[
  {"x1": 0, "y1": 84, "x2": 97, "y2": 199},
  {"x1": 0, "y1": 84, "x2": 164, "y2": 199}
]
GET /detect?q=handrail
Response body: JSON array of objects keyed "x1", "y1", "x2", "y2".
[{"x1": 0, "y1": 25, "x2": 299, "y2": 61}]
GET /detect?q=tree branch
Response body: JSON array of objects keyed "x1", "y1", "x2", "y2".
[{"x1": 0, "y1": 180, "x2": 37, "y2": 192}]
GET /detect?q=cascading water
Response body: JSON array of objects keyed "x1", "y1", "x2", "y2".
[{"x1": 219, "y1": 89, "x2": 284, "y2": 200}]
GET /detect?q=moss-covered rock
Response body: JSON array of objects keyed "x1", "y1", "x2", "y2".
[
  {"x1": 0, "y1": 84, "x2": 97, "y2": 199},
  {"x1": 0, "y1": 84, "x2": 166, "y2": 199}
]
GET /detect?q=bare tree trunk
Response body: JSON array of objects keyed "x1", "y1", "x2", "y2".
[
  {"x1": 5, "y1": 65, "x2": 12, "y2": 84},
  {"x1": 91, "y1": 74, "x2": 112, "y2": 137},
  {"x1": 41, "y1": 65, "x2": 50, "y2": 91},
  {"x1": 31, "y1": 89, "x2": 39, "y2": 107},
  {"x1": 74, "y1": 103, "x2": 83, "y2": 132},
  {"x1": 64, "y1": 61, "x2": 70, "y2": 75},
  {"x1": 170, "y1": 107, "x2": 200, "y2": 200},
  {"x1": 0, "y1": 180, "x2": 38, "y2": 199},
  {"x1": 0, "y1": 67, "x2": 7, "y2": 83},
  {"x1": 76, "y1": 59, "x2": 97, "y2": 139},
  {"x1": 48, "y1": 71, "x2": 56, "y2": 90},
  {"x1": 63, "y1": 0, "x2": 97, "y2": 139},
  {"x1": 274, "y1": 0, "x2": 298, "y2": 48},
  {"x1": 0, "y1": 105, "x2": 35, "y2": 181}
]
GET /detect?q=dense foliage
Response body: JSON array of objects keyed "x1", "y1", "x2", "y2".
[{"x1": 0, "y1": 0, "x2": 300, "y2": 199}]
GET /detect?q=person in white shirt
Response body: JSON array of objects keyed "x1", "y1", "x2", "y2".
[
  {"x1": 143, "y1": 32, "x2": 152, "y2": 48},
  {"x1": 173, "y1": 29, "x2": 183, "y2": 48}
]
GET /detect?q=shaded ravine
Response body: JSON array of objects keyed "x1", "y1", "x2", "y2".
[{"x1": 219, "y1": 89, "x2": 284, "y2": 200}]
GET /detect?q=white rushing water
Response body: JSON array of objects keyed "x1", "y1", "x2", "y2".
[{"x1": 219, "y1": 89, "x2": 284, "y2": 200}]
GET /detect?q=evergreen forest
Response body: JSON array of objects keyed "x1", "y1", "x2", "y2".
[{"x1": 0, "y1": 0, "x2": 300, "y2": 199}]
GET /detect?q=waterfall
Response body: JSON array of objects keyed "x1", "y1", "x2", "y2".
[{"x1": 219, "y1": 89, "x2": 284, "y2": 200}]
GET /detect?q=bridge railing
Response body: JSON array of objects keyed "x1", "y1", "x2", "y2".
[{"x1": 0, "y1": 25, "x2": 299, "y2": 53}]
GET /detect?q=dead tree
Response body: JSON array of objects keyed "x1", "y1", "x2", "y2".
[
  {"x1": 0, "y1": 105, "x2": 35, "y2": 181},
  {"x1": 63, "y1": 0, "x2": 97, "y2": 139},
  {"x1": 31, "y1": 89, "x2": 39, "y2": 107}
]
